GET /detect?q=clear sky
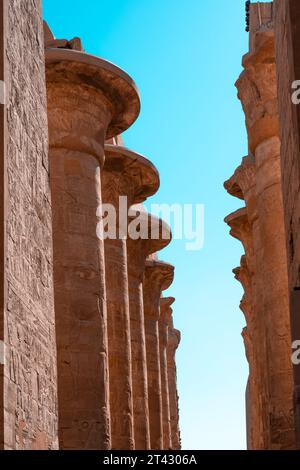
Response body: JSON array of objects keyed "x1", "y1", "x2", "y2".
[{"x1": 43, "y1": 0, "x2": 252, "y2": 450}]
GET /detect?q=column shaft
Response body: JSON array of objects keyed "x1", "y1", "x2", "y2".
[
  {"x1": 167, "y1": 325, "x2": 181, "y2": 450},
  {"x1": 143, "y1": 260, "x2": 174, "y2": 449},
  {"x1": 127, "y1": 239, "x2": 151, "y2": 450},
  {"x1": 159, "y1": 300, "x2": 173, "y2": 449},
  {"x1": 50, "y1": 148, "x2": 110, "y2": 449},
  {"x1": 255, "y1": 137, "x2": 294, "y2": 448},
  {"x1": 144, "y1": 315, "x2": 163, "y2": 450},
  {"x1": 46, "y1": 42, "x2": 140, "y2": 450},
  {"x1": 102, "y1": 145, "x2": 159, "y2": 450},
  {"x1": 104, "y1": 238, "x2": 134, "y2": 449}
]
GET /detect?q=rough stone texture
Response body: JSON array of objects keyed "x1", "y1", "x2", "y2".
[
  {"x1": 224, "y1": 2, "x2": 296, "y2": 450},
  {"x1": 47, "y1": 82, "x2": 110, "y2": 451},
  {"x1": 274, "y1": 0, "x2": 300, "y2": 290},
  {"x1": 274, "y1": 0, "x2": 300, "y2": 446},
  {"x1": 0, "y1": 8, "x2": 181, "y2": 450},
  {"x1": 166, "y1": 306, "x2": 181, "y2": 450},
  {"x1": 126, "y1": 212, "x2": 171, "y2": 450},
  {"x1": 46, "y1": 39, "x2": 140, "y2": 450},
  {"x1": 102, "y1": 145, "x2": 159, "y2": 450},
  {"x1": 126, "y1": 237, "x2": 151, "y2": 450},
  {"x1": 143, "y1": 260, "x2": 174, "y2": 450},
  {"x1": 159, "y1": 297, "x2": 174, "y2": 449},
  {"x1": 1, "y1": 0, "x2": 58, "y2": 450}
]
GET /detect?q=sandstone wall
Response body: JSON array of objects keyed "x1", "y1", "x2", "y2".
[
  {"x1": 274, "y1": 0, "x2": 300, "y2": 448},
  {"x1": 0, "y1": 3, "x2": 181, "y2": 450},
  {"x1": 1, "y1": 0, "x2": 58, "y2": 449},
  {"x1": 274, "y1": 0, "x2": 300, "y2": 290},
  {"x1": 225, "y1": 2, "x2": 295, "y2": 450}
]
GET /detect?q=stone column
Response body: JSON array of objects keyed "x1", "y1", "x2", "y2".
[
  {"x1": 159, "y1": 297, "x2": 175, "y2": 449},
  {"x1": 127, "y1": 214, "x2": 171, "y2": 449},
  {"x1": 167, "y1": 310, "x2": 181, "y2": 450},
  {"x1": 241, "y1": 13, "x2": 294, "y2": 448},
  {"x1": 46, "y1": 45, "x2": 140, "y2": 449},
  {"x1": 101, "y1": 145, "x2": 159, "y2": 449},
  {"x1": 224, "y1": 4, "x2": 295, "y2": 449},
  {"x1": 274, "y1": 0, "x2": 300, "y2": 448},
  {"x1": 143, "y1": 260, "x2": 174, "y2": 450},
  {"x1": 233, "y1": 256, "x2": 258, "y2": 449},
  {"x1": 225, "y1": 204, "x2": 264, "y2": 449},
  {"x1": 225, "y1": 157, "x2": 268, "y2": 450},
  {"x1": 255, "y1": 136, "x2": 295, "y2": 448}
]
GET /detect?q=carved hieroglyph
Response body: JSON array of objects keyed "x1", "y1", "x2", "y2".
[
  {"x1": 102, "y1": 145, "x2": 159, "y2": 449},
  {"x1": 0, "y1": 11, "x2": 181, "y2": 450},
  {"x1": 126, "y1": 212, "x2": 172, "y2": 449},
  {"x1": 2, "y1": 1, "x2": 58, "y2": 450},
  {"x1": 46, "y1": 42, "x2": 140, "y2": 449}
]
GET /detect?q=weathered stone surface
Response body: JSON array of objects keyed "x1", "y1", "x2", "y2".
[
  {"x1": 159, "y1": 297, "x2": 175, "y2": 449},
  {"x1": 225, "y1": 2, "x2": 296, "y2": 450},
  {"x1": 0, "y1": 8, "x2": 181, "y2": 451},
  {"x1": 126, "y1": 237, "x2": 151, "y2": 450},
  {"x1": 1, "y1": 0, "x2": 58, "y2": 450},
  {"x1": 45, "y1": 48, "x2": 140, "y2": 141},
  {"x1": 46, "y1": 42, "x2": 140, "y2": 450},
  {"x1": 166, "y1": 308, "x2": 181, "y2": 450},
  {"x1": 143, "y1": 260, "x2": 174, "y2": 450},
  {"x1": 44, "y1": 21, "x2": 83, "y2": 52},
  {"x1": 274, "y1": 0, "x2": 300, "y2": 446},
  {"x1": 126, "y1": 212, "x2": 171, "y2": 450},
  {"x1": 102, "y1": 145, "x2": 159, "y2": 450}
]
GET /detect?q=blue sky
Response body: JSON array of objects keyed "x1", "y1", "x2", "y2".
[{"x1": 43, "y1": 0, "x2": 251, "y2": 450}]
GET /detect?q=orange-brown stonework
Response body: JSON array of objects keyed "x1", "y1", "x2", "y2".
[
  {"x1": 274, "y1": 0, "x2": 300, "y2": 447},
  {"x1": 166, "y1": 306, "x2": 181, "y2": 450},
  {"x1": 0, "y1": 0, "x2": 58, "y2": 450},
  {"x1": 102, "y1": 146, "x2": 160, "y2": 450},
  {"x1": 225, "y1": 2, "x2": 296, "y2": 450},
  {"x1": 0, "y1": 5, "x2": 181, "y2": 450},
  {"x1": 126, "y1": 211, "x2": 171, "y2": 450},
  {"x1": 143, "y1": 260, "x2": 174, "y2": 450}
]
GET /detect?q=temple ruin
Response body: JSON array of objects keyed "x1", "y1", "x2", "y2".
[
  {"x1": 0, "y1": 0, "x2": 180, "y2": 450},
  {"x1": 3, "y1": 0, "x2": 300, "y2": 453},
  {"x1": 225, "y1": 0, "x2": 300, "y2": 450}
]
